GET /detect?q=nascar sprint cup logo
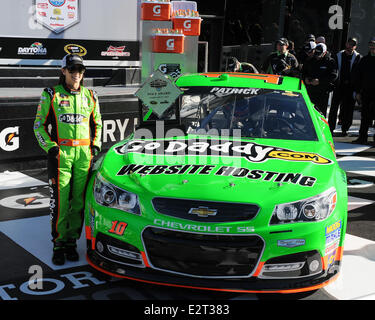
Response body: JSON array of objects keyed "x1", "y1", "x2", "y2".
[{"x1": 115, "y1": 139, "x2": 333, "y2": 165}]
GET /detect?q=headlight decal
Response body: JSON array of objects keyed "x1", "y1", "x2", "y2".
[
  {"x1": 270, "y1": 187, "x2": 337, "y2": 225},
  {"x1": 94, "y1": 172, "x2": 141, "y2": 215}
]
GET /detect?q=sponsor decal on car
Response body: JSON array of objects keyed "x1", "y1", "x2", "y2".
[
  {"x1": 325, "y1": 220, "x2": 341, "y2": 250},
  {"x1": 210, "y1": 87, "x2": 260, "y2": 95},
  {"x1": 115, "y1": 139, "x2": 333, "y2": 165},
  {"x1": 189, "y1": 206, "x2": 218, "y2": 218},
  {"x1": 154, "y1": 218, "x2": 255, "y2": 233},
  {"x1": 116, "y1": 164, "x2": 317, "y2": 187},
  {"x1": 277, "y1": 239, "x2": 306, "y2": 248}
]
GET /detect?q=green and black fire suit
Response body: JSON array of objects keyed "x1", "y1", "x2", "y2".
[{"x1": 34, "y1": 84, "x2": 102, "y2": 247}]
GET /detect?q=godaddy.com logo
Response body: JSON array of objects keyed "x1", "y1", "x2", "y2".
[{"x1": 113, "y1": 121, "x2": 333, "y2": 167}]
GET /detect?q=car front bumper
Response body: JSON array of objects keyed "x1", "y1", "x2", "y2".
[
  {"x1": 85, "y1": 213, "x2": 344, "y2": 294},
  {"x1": 86, "y1": 244, "x2": 341, "y2": 294},
  {"x1": 84, "y1": 172, "x2": 346, "y2": 294}
]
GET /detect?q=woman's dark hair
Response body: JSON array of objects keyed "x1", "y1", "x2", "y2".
[{"x1": 58, "y1": 68, "x2": 84, "y2": 86}]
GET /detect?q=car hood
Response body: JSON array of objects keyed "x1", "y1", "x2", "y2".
[{"x1": 104, "y1": 136, "x2": 338, "y2": 204}]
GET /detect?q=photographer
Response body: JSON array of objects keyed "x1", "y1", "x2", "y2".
[{"x1": 261, "y1": 38, "x2": 299, "y2": 77}]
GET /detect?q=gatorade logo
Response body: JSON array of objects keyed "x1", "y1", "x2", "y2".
[
  {"x1": 0, "y1": 189, "x2": 50, "y2": 210},
  {"x1": 166, "y1": 39, "x2": 175, "y2": 50},
  {"x1": 153, "y1": 5, "x2": 161, "y2": 15},
  {"x1": 0, "y1": 126, "x2": 20, "y2": 152},
  {"x1": 183, "y1": 20, "x2": 192, "y2": 29}
]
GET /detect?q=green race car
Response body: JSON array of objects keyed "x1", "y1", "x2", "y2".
[{"x1": 84, "y1": 72, "x2": 347, "y2": 294}]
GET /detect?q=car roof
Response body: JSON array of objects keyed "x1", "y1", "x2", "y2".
[{"x1": 175, "y1": 72, "x2": 302, "y2": 92}]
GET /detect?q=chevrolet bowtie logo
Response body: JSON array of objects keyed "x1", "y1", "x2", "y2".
[{"x1": 188, "y1": 206, "x2": 218, "y2": 217}]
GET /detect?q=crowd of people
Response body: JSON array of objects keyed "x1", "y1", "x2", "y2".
[{"x1": 226, "y1": 34, "x2": 375, "y2": 144}]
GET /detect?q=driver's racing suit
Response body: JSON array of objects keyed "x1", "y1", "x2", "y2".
[{"x1": 34, "y1": 84, "x2": 102, "y2": 248}]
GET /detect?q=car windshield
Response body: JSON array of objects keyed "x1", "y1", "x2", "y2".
[{"x1": 179, "y1": 87, "x2": 317, "y2": 141}]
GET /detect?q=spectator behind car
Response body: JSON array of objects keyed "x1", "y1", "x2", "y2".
[
  {"x1": 226, "y1": 56, "x2": 259, "y2": 73},
  {"x1": 351, "y1": 37, "x2": 375, "y2": 144},
  {"x1": 305, "y1": 34, "x2": 316, "y2": 43},
  {"x1": 297, "y1": 41, "x2": 317, "y2": 71},
  {"x1": 302, "y1": 43, "x2": 338, "y2": 117},
  {"x1": 316, "y1": 36, "x2": 326, "y2": 44},
  {"x1": 328, "y1": 37, "x2": 361, "y2": 136},
  {"x1": 261, "y1": 38, "x2": 299, "y2": 77},
  {"x1": 316, "y1": 35, "x2": 333, "y2": 62},
  {"x1": 288, "y1": 40, "x2": 297, "y2": 57},
  {"x1": 296, "y1": 34, "x2": 316, "y2": 70}
]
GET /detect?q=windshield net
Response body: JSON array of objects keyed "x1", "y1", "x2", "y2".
[{"x1": 179, "y1": 87, "x2": 317, "y2": 141}]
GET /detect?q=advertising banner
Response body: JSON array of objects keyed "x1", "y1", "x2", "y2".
[
  {"x1": 0, "y1": 37, "x2": 139, "y2": 63},
  {"x1": 0, "y1": 112, "x2": 139, "y2": 162},
  {"x1": 0, "y1": 0, "x2": 141, "y2": 66}
]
